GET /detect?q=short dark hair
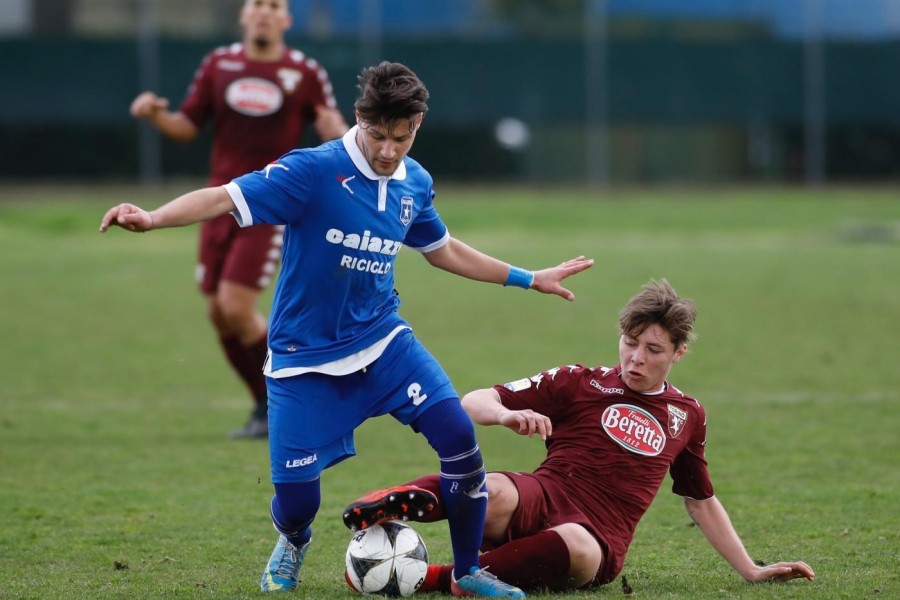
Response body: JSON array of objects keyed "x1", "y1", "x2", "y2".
[
  {"x1": 619, "y1": 279, "x2": 697, "y2": 350},
  {"x1": 354, "y1": 61, "x2": 429, "y2": 128}
]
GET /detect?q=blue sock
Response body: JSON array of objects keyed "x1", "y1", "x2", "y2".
[
  {"x1": 415, "y1": 400, "x2": 486, "y2": 579},
  {"x1": 270, "y1": 479, "x2": 320, "y2": 547}
]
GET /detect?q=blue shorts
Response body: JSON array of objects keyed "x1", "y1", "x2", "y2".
[{"x1": 267, "y1": 329, "x2": 458, "y2": 483}]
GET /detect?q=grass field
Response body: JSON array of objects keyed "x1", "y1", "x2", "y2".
[{"x1": 1, "y1": 183, "x2": 898, "y2": 599}]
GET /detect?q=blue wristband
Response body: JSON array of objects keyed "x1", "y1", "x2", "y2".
[{"x1": 505, "y1": 266, "x2": 534, "y2": 289}]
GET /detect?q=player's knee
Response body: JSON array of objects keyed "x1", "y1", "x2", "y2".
[
  {"x1": 215, "y1": 282, "x2": 261, "y2": 329},
  {"x1": 217, "y1": 296, "x2": 250, "y2": 326},
  {"x1": 553, "y1": 523, "x2": 602, "y2": 587},
  {"x1": 484, "y1": 473, "x2": 517, "y2": 525}
]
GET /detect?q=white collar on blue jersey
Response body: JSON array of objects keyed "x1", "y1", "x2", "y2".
[{"x1": 343, "y1": 125, "x2": 408, "y2": 181}]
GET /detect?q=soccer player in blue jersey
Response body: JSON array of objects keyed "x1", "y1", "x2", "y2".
[{"x1": 100, "y1": 61, "x2": 593, "y2": 597}]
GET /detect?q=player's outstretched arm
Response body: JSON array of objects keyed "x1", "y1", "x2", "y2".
[
  {"x1": 423, "y1": 238, "x2": 593, "y2": 301},
  {"x1": 461, "y1": 388, "x2": 553, "y2": 441},
  {"x1": 684, "y1": 497, "x2": 815, "y2": 583},
  {"x1": 99, "y1": 187, "x2": 236, "y2": 234}
]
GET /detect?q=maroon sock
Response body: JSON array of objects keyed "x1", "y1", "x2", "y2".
[
  {"x1": 220, "y1": 334, "x2": 249, "y2": 382},
  {"x1": 479, "y1": 529, "x2": 571, "y2": 591},
  {"x1": 219, "y1": 334, "x2": 268, "y2": 411},
  {"x1": 404, "y1": 478, "x2": 571, "y2": 591},
  {"x1": 417, "y1": 564, "x2": 453, "y2": 593},
  {"x1": 242, "y1": 335, "x2": 269, "y2": 408}
]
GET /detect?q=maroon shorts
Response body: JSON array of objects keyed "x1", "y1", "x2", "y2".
[
  {"x1": 497, "y1": 471, "x2": 620, "y2": 587},
  {"x1": 196, "y1": 214, "x2": 283, "y2": 294}
]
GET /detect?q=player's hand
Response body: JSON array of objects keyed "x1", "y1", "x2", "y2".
[
  {"x1": 531, "y1": 256, "x2": 594, "y2": 301},
  {"x1": 130, "y1": 91, "x2": 169, "y2": 119},
  {"x1": 498, "y1": 409, "x2": 553, "y2": 441},
  {"x1": 314, "y1": 105, "x2": 349, "y2": 141},
  {"x1": 99, "y1": 203, "x2": 154, "y2": 233},
  {"x1": 747, "y1": 560, "x2": 815, "y2": 583}
]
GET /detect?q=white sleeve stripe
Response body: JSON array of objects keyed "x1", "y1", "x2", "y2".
[
  {"x1": 224, "y1": 182, "x2": 253, "y2": 227},
  {"x1": 407, "y1": 230, "x2": 450, "y2": 254}
]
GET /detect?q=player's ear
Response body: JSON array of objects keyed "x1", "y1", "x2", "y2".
[{"x1": 673, "y1": 344, "x2": 687, "y2": 363}]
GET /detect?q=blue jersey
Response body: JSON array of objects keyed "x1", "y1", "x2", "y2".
[{"x1": 226, "y1": 127, "x2": 449, "y2": 370}]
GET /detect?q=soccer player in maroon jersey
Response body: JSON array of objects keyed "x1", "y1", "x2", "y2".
[
  {"x1": 129, "y1": 0, "x2": 348, "y2": 438},
  {"x1": 343, "y1": 279, "x2": 815, "y2": 593}
]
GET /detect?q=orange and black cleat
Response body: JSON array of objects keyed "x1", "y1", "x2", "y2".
[{"x1": 342, "y1": 485, "x2": 437, "y2": 531}]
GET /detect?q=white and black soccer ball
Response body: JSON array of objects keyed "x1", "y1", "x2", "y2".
[{"x1": 345, "y1": 520, "x2": 428, "y2": 597}]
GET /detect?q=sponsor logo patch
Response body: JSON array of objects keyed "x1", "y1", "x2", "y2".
[
  {"x1": 226, "y1": 77, "x2": 283, "y2": 116},
  {"x1": 601, "y1": 404, "x2": 666, "y2": 456},
  {"x1": 325, "y1": 228, "x2": 402, "y2": 255}
]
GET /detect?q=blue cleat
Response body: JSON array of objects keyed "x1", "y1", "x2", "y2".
[
  {"x1": 260, "y1": 535, "x2": 311, "y2": 591},
  {"x1": 450, "y1": 566, "x2": 526, "y2": 598}
]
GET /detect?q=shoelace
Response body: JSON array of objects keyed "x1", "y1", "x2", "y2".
[
  {"x1": 471, "y1": 568, "x2": 500, "y2": 582},
  {"x1": 272, "y1": 541, "x2": 299, "y2": 580},
  {"x1": 465, "y1": 568, "x2": 523, "y2": 596}
]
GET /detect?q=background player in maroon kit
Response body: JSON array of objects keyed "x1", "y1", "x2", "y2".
[
  {"x1": 343, "y1": 279, "x2": 815, "y2": 592},
  {"x1": 129, "y1": 0, "x2": 348, "y2": 438}
]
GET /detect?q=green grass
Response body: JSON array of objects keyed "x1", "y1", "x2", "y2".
[{"x1": 1, "y1": 184, "x2": 898, "y2": 599}]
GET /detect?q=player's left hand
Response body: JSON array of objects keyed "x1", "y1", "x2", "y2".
[
  {"x1": 747, "y1": 560, "x2": 815, "y2": 583},
  {"x1": 531, "y1": 256, "x2": 594, "y2": 301}
]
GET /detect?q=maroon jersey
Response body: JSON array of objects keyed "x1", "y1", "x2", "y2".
[
  {"x1": 495, "y1": 364, "x2": 713, "y2": 580},
  {"x1": 179, "y1": 43, "x2": 338, "y2": 185}
]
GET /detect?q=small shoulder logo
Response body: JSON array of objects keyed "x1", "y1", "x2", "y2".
[
  {"x1": 399, "y1": 196, "x2": 413, "y2": 226},
  {"x1": 503, "y1": 377, "x2": 531, "y2": 392},
  {"x1": 667, "y1": 404, "x2": 688, "y2": 438},
  {"x1": 337, "y1": 174, "x2": 355, "y2": 194},
  {"x1": 264, "y1": 162, "x2": 288, "y2": 179}
]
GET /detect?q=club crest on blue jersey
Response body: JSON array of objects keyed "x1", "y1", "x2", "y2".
[{"x1": 399, "y1": 196, "x2": 414, "y2": 226}]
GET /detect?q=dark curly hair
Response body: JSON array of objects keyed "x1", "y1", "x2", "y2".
[{"x1": 354, "y1": 62, "x2": 429, "y2": 129}]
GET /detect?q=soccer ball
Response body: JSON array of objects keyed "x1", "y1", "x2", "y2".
[{"x1": 345, "y1": 520, "x2": 428, "y2": 597}]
